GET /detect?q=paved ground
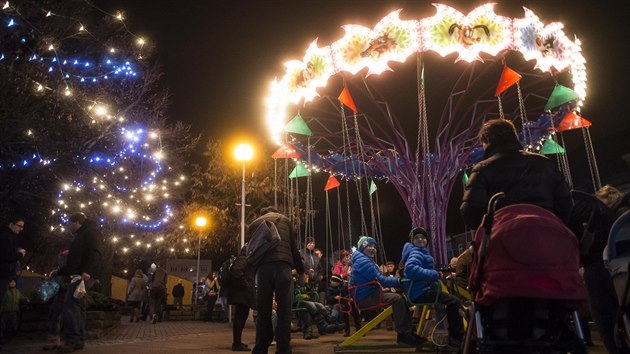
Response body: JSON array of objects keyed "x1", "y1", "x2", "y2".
[{"x1": 0, "y1": 315, "x2": 610, "y2": 353}]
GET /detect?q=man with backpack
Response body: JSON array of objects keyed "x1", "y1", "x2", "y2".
[{"x1": 250, "y1": 207, "x2": 305, "y2": 354}]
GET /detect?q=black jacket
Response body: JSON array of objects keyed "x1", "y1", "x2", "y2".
[
  {"x1": 567, "y1": 193, "x2": 616, "y2": 266},
  {"x1": 460, "y1": 142, "x2": 573, "y2": 229},
  {"x1": 59, "y1": 219, "x2": 103, "y2": 278},
  {"x1": 0, "y1": 227, "x2": 22, "y2": 279},
  {"x1": 247, "y1": 211, "x2": 304, "y2": 274},
  {"x1": 227, "y1": 253, "x2": 255, "y2": 307}
]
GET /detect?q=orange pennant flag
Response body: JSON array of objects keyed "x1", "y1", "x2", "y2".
[
  {"x1": 338, "y1": 85, "x2": 357, "y2": 113},
  {"x1": 495, "y1": 65, "x2": 522, "y2": 96},
  {"x1": 324, "y1": 175, "x2": 340, "y2": 191},
  {"x1": 556, "y1": 111, "x2": 592, "y2": 132},
  {"x1": 271, "y1": 143, "x2": 300, "y2": 159}
]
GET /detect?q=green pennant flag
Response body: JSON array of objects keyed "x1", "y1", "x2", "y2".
[
  {"x1": 544, "y1": 85, "x2": 579, "y2": 111},
  {"x1": 289, "y1": 164, "x2": 310, "y2": 178},
  {"x1": 462, "y1": 171, "x2": 469, "y2": 186},
  {"x1": 284, "y1": 113, "x2": 313, "y2": 136},
  {"x1": 540, "y1": 139, "x2": 566, "y2": 155},
  {"x1": 369, "y1": 180, "x2": 378, "y2": 195}
]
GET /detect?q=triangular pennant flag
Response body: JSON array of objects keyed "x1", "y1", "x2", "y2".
[
  {"x1": 271, "y1": 143, "x2": 301, "y2": 159},
  {"x1": 540, "y1": 139, "x2": 566, "y2": 155},
  {"x1": 462, "y1": 171, "x2": 469, "y2": 186},
  {"x1": 556, "y1": 111, "x2": 592, "y2": 132},
  {"x1": 288, "y1": 164, "x2": 310, "y2": 178},
  {"x1": 369, "y1": 180, "x2": 378, "y2": 195},
  {"x1": 495, "y1": 65, "x2": 521, "y2": 96},
  {"x1": 338, "y1": 85, "x2": 357, "y2": 113},
  {"x1": 284, "y1": 113, "x2": 313, "y2": 136},
  {"x1": 324, "y1": 175, "x2": 340, "y2": 191},
  {"x1": 544, "y1": 85, "x2": 579, "y2": 111}
]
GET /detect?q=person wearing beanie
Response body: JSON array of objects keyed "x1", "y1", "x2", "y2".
[
  {"x1": 350, "y1": 236, "x2": 425, "y2": 346},
  {"x1": 402, "y1": 227, "x2": 464, "y2": 350}
]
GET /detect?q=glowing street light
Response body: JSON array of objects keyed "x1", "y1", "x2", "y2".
[
  {"x1": 193, "y1": 214, "x2": 208, "y2": 305},
  {"x1": 234, "y1": 143, "x2": 253, "y2": 248}
]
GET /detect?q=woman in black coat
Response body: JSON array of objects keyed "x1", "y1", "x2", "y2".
[{"x1": 228, "y1": 245, "x2": 255, "y2": 352}]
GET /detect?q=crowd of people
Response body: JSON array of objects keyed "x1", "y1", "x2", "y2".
[{"x1": 1, "y1": 118, "x2": 630, "y2": 354}]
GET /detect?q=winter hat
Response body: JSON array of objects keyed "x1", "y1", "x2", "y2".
[
  {"x1": 357, "y1": 236, "x2": 377, "y2": 253},
  {"x1": 409, "y1": 227, "x2": 430, "y2": 243},
  {"x1": 330, "y1": 275, "x2": 343, "y2": 283}
]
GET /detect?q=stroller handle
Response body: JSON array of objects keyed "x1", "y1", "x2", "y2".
[{"x1": 479, "y1": 192, "x2": 506, "y2": 257}]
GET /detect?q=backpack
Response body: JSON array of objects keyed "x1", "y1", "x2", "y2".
[
  {"x1": 246, "y1": 219, "x2": 281, "y2": 268},
  {"x1": 218, "y1": 256, "x2": 235, "y2": 287}
]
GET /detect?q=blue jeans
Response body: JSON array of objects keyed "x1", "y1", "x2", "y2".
[
  {"x1": 47, "y1": 301, "x2": 64, "y2": 339},
  {"x1": 61, "y1": 279, "x2": 86, "y2": 345}
]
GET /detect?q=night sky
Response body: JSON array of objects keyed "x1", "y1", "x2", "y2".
[{"x1": 93, "y1": 0, "x2": 630, "y2": 259}]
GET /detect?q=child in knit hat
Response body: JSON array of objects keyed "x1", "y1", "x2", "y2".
[{"x1": 350, "y1": 236, "x2": 426, "y2": 346}]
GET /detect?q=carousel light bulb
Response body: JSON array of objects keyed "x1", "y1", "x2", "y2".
[{"x1": 94, "y1": 105, "x2": 108, "y2": 116}]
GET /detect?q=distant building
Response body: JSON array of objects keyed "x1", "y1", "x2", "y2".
[
  {"x1": 165, "y1": 258, "x2": 213, "y2": 283},
  {"x1": 446, "y1": 231, "x2": 474, "y2": 260}
]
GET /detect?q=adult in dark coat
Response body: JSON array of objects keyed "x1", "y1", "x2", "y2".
[
  {"x1": 460, "y1": 119, "x2": 572, "y2": 229},
  {"x1": 250, "y1": 207, "x2": 305, "y2": 354},
  {"x1": 57, "y1": 212, "x2": 102, "y2": 353},
  {"x1": 569, "y1": 185, "x2": 630, "y2": 354},
  {"x1": 0, "y1": 216, "x2": 25, "y2": 307},
  {"x1": 228, "y1": 246, "x2": 255, "y2": 351}
]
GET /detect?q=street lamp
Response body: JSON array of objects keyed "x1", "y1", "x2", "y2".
[
  {"x1": 193, "y1": 215, "x2": 208, "y2": 305},
  {"x1": 235, "y1": 143, "x2": 253, "y2": 248}
]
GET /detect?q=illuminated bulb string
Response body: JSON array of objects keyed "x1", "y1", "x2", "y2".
[{"x1": 53, "y1": 126, "x2": 185, "y2": 230}]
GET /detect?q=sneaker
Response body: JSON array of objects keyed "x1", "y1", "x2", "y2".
[
  {"x1": 397, "y1": 332, "x2": 425, "y2": 347},
  {"x1": 42, "y1": 343, "x2": 61, "y2": 351},
  {"x1": 411, "y1": 332, "x2": 427, "y2": 345},
  {"x1": 151, "y1": 314, "x2": 158, "y2": 324},
  {"x1": 231, "y1": 343, "x2": 249, "y2": 351},
  {"x1": 303, "y1": 332, "x2": 313, "y2": 340}
]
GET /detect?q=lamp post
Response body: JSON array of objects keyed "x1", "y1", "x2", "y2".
[
  {"x1": 193, "y1": 215, "x2": 207, "y2": 305},
  {"x1": 235, "y1": 143, "x2": 253, "y2": 248}
]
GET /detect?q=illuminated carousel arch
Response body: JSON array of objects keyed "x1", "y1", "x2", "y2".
[{"x1": 264, "y1": 4, "x2": 591, "y2": 262}]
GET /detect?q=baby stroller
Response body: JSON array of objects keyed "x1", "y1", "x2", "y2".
[
  {"x1": 605, "y1": 209, "x2": 630, "y2": 349},
  {"x1": 463, "y1": 192, "x2": 588, "y2": 354}
]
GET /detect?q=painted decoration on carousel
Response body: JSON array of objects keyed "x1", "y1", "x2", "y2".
[{"x1": 265, "y1": 3, "x2": 588, "y2": 145}]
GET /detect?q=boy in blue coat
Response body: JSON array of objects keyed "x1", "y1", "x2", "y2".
[
  {"x1": 402, "y1": 227, "x2": 464, "y2": 350},
  {"x1": 350, "y1": 236, "x2": 425, "y2": 346}
]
